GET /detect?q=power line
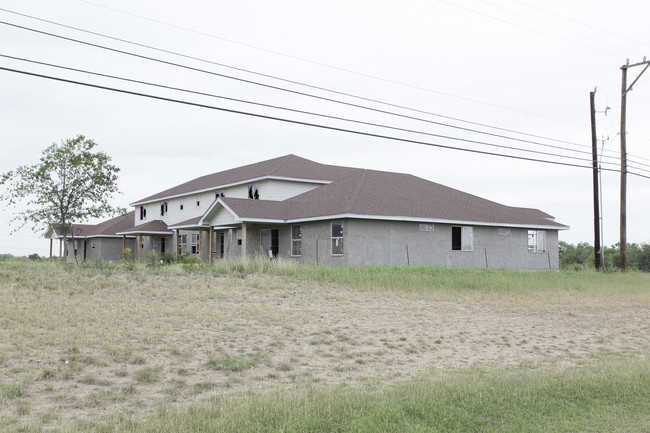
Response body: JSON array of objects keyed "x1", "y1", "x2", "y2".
[
  {"x1": 512, "y1": 0, "x2": 650, "y2": 50},
  {"x1": 3, "y1": 9, "x2": 649, "y2": 172},
  {"x1": 476, "y1": 0, "x2": 646, "y2": 57},
  {"x1": 3, "y1": 65, "x2": 650, "y2": 180},
  {"x1": 0, "y1": 6, "x2": 593, "y2": 143},
  {"x1": 74, "y1": 1, "x2": 597, "y2": 128},
  {"x1": 0, "y1": 17, "x2": 615, "y2": 163},
  {"x1": 436, "y1": 0, "x2": 624, "y2": 58},
  {"x1": 2, "y1": 53, "x2": 617, "y2": 169}
]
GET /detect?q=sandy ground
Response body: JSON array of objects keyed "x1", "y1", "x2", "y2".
[{"x1": 1, "y1": 270, "x2": 649, "y2": 430}]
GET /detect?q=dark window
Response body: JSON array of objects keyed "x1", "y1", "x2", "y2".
[
  {"x1": 248, "y1": 184, "x2": 260, "y2": 200},
  {"x1": 331, "y1": 221, "x2": 343, "y2": 255},
  {"x1": 452, "y1": 226, "x2": 473, "y2": 251},
  {"x1": 452, "y1": 227, "x2": 462, "y2": 250},
  {"x1": 160, "y1": 202, "x2": 168, "y2": 216},
  {"x1": 140, "y1": 206, "x2": 147, "y2": 220}
]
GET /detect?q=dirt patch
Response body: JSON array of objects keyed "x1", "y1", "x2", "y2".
[{"x1": 1, "y1": 271, "x2": 649, "y2": 429}]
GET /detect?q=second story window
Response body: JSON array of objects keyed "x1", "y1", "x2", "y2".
[
  {"x1": 160, "y1": 201, "x2": 168, "y2": 216},
  {"x1": 139, "y1": 206, "x2": 147, "y2": 220},
  {"x1": 248, "y1": 183, "x2": 260, "y2": 200}
]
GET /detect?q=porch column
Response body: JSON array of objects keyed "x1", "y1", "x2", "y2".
[
  {"x1": 59, "y1": 239, "x2": 62, "y2": 257},
  {"x1": 241, "y1": 222, "x2": 247, "y2": 261},
  {"x1": 209, "y1": 226, "x2": 214, "y2": 264},
  {"x1": 137, "y1": 235, "x2": 142, "y2": 262},
  {"x1": 198, "y1": 229, "x2": 203, "y2": 261},
  {"x1": 49, "y1": 239, "x2": 53, "y2": 258},
  {"x1": 122, "y1": 235, "x2": 126, "y2": 259},
  {"x1": 175, "y1": 229, "x2": 180, "y2": 262}
]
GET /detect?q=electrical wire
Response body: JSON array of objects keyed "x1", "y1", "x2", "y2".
[
  {"x1": 3, "y1": 65, "x2": 650, "y2": 180},
  {"x1": 436, "y1": 0, "x2": 623, "y2": 58},
  {"x1": 73, "y1": 1, "x2": 598, "y2": 128},
  {"x1": 2, "y1": 10, "x2": 649, "y2": 172},
  {"x1": 0, "y1": 7, "x2": 593, "y2": 146},
  {"x1": 0, "y1": 18, "x2": 619, "y2": 164},
  {"x1": 1, "y1": 53, "x2": 616, "y2": 168},
  {"x1": 512, "y1": 0, "x2": 650, "y2": 50},
  {"x1": 476, "y1": 0, "x2": 646, "y2": 57}
]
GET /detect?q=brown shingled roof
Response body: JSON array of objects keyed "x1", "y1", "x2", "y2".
[
  {"x1": 131, "y1": 155, "x2": 567, "y2": 229},
  {"x1": 215, "y1": 167, "x2": 566, "y2": 229},
  {"x1": 132, "y1": 154, "x2": 358, "y2": 205},
  {"x1": 117, "y1": 219, "x2": 172, "y2": 235},
  {"x1": 51, "y1": 212, "x2": 136, "y2": 238}
]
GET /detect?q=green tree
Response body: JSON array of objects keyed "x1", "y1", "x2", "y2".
[{"x1": 0, "y1": 135, "x2": 124, "y2": 262}]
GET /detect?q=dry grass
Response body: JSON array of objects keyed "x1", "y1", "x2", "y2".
[{"x1": 1, "y1": 261, "x2": 649, "y2": 431}]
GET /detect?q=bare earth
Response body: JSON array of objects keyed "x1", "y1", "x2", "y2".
[{"x1": 1, "y1": 270, "x2": 649, "y2": 430}]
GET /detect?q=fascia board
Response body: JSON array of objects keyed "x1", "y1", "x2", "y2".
[
  {"x1": 130, "y1": 176, "x2": 332, "y2": 206},
  {"x1": 84, "y1": 235, "x2": 137, "y2": 239},
  {"x1": 231, "y1": 213, "x2": 569, "y2": 230},
  {"x1": 115, "y1": 230, "x2": 173, "y2": 236}
]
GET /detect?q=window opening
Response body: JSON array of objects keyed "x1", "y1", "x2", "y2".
[
  {"x1": 191, "y1": 233, "x2": 199, "y2": 254},
  {"x1": 331, "y1": 221, "x2": 343, "y2": 255},
  {"x1": 237, "y1": 229, "x2": 242, "y2": 246},
  {"x1": 248, "y1": 183, "x2": 260, "y2": 200},
  {"x1": 179, "y1": 234, "x2": 187, "y2": 254},
  {"x1": 160, "y1": 201, "x2": 168, "y2": 216},
  {"x1": 139, "y1": 206, "x2": 147, "y2": 220},
  {"x1": 452, "y1": 226, "x2": 473, "y2": 251},
  {"x1": 528, "y1": 230, "x2": 546, "y2": 253},
  {"x1": 291, "y1": 225, "x2": 302, "y2": 256}
]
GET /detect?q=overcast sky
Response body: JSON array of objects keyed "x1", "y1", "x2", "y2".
[{"x1": 1, "y1": 0, "x2": 650, "y2": 257}]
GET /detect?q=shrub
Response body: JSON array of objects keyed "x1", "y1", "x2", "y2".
[
  {"x1": 160, "y1": 252, "x2": 175, "y2": 264},
  {"x1": 147, "y1": 250, "x2": 160, "y2": 266},
  {"x1": 122, "y1": 248, "x2": 133, "y2": 262}
]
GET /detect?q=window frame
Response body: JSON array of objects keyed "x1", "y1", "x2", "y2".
[
  {"x1": 527, "y1": 230, "x2": 546, "y2": 253},
  {"x1": 291, "y1": 225, "x2": 302, "y2": 257},
  {"x1": 190, "y1": 233, "x2": 199, "y2": 255},
  {"x1": 331, "y1": 220, "x2": 344, "y2": 256}
]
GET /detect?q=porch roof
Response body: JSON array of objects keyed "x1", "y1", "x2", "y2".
[
  {"x1": 48, "y1": 211, "x2": 136, "y2": 239},
  {"x1": 116, "y1": 219, "x2": 172, "y2": 236}
]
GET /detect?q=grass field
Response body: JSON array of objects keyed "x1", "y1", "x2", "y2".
[{"x1": 1, "y1": 259, "x2": 649, "y2": 432}]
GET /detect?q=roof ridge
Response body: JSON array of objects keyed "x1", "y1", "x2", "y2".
[{"x1": 268, "y1": 154, "x2": 298, "y2": 176}]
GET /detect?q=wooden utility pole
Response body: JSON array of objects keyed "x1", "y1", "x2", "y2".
[
  {"x1": 590, "y1": 90, "x2": 602, "y2": 270},
  {"x1": 620, "y1": 59, "x2": 650, "y2": 271}
]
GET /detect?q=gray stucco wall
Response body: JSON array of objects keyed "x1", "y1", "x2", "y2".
[
  {"x1": 178, "y1": 219, "x2": 560, "y2": 270},
  {"x1": 342, "y1": 219, "x2": 559, "y2": 270}
]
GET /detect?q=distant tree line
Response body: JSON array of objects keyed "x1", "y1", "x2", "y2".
[{"x1": 560, "y1": 241, "x2": 650, "y2": 271}]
